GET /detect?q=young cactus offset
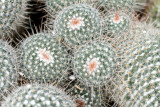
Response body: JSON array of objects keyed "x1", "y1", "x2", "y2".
[
  {"x1": 54, "y1": 4, "x2": 102, "y2": 48},
  {"x1": 104, "y1": 10, "x2": 130, "y2": 36},
  {"x1": 66, "y1": 80, "x2": 103, "y2": 106},
  {"x1": 0, "y1": 40, "x2": 17, "y2": 99},
  {"x1": 1, "y1": 84, "x2": 76, "y2": 107},
  {"x1": 0, "y1": 0, "x2": 25, "y2": 38},
  {"x1": 118, "y1": 35, "x2": 160, "y2": 107},
  {"x1": 19, "y1": 33, "x2": 70, "y2": 83},
  {"x1": 73, "y1": 41, "x2": 116, "y2": 87}
]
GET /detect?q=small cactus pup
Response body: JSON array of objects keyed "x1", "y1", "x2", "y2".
[
  {"x1": 0, "y1": 40, "x2": 17, "y2": 99},
  {"x1": 104, "y1": 10, "x2": 130, "y2": 37},
  {"x1": 19, "y1": 33, "x2": 70, "y2": 83},
  {"x1": 73, "y1": 41, "x2": 116, "y2": 87},
  {"x1": 0, "y1": 0, "x2": 26, "y2": 38},
  {"x1": 118, "y1": 35, "x2": 160, "y2": 107},
  {"x1": 54, "y1": 4, "x2": 102, "y2": 48},
  {"x1": 1, "y1": 84, "x2": 76, "y2": 107},
  {"x1": 66, "y1": 78, "x2": 104, "y2": 106}
]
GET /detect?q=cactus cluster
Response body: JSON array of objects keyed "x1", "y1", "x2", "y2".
[
  {"x1": 54, "y1": 4, "x2": 102, "y2": 48},
  {"x1": 1, "y1": 84, "x2": 76, "y2": 107},
  {"x1": 19, "y1": 33, "x2": 69, "y2": 83},
  {"x1": 0, "y1": 40, "x2": 17, "y2": 99},
  {"x1": 0, "y1": 0, "x2": 159, "y2": 107}
]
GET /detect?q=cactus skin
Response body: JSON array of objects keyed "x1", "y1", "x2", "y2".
[
  {"x1": 0, "y1": 40, "x2": 17, "y2": 99},
  {"x1": 54, "y1": 4, "x2": 102, "y2": 48},
  {"x1": 45, "y1": 0, "x2": 76, "y2": 16},
  {"x1": 45, "y1": 0, "x2": 95, "y2": 17},
  {"x1": 1, "y1": 84, "x2": 76, "y2": 107},
  {"x1": 104, "y1": 10, "x2": 130, "y2": 36},
  {"x1": 0, "y1": 0, "x2": 24, "y2": 37},
  {"x1": 66, "y1": 79, "x2": 103, "y2": 107},
  {"x1": 98, "y1": 0, "x2": 135, "y2": 10},
  {"x1": 73, "y1": 41, "x2": 116, "y2": 86},
  {"x1": 118, "y1": 35, "x2": 160, "y2": 107},
  {"x1": 19, "y1": 33, "x2": 69, "y2": 83}
]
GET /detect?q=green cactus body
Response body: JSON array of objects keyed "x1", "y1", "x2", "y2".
[
  {"x1": 104, "y1": 11, "x2": 130, "y2": 36},
  {"x1": 45, "y1": 0, "x2": 96, "y2": 16},
  {"x1": 19, "y1": 33, "x2": 69, "y2": 83},
  {"x1": 119, "y1": 36, "x2": 160, "y2": 107},
  {"x1": 66, "y1": 80, "x2": 103, "y2": 106},
  {"x1": 54, "y1": 4, "x2": 102, "y2": 48},
  {"x1": 98, "y1": 0, "x2": 135, "y2": 10},
  {"x1": 0, "y1": 0, "x2": 24, "y2": 37},
  {"x1": 45, "y1": 0, "x2": 76, "y2": 16},
  {"x1": 73, "y1": 41, "x2": 116, "y2": 86},
  {"x1": 0, "y1": 40, "x2": 17, "y2": 98},
  {"x1": 1, "y1": 84, "x2": 76, "y2": 107}
]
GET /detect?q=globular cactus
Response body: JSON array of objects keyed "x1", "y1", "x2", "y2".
[
  {"x1": 0, "y1": 40, "x2": 17, "y2": 99},
  {"x1": 66, "y1": 79, "x2": 103, "y2": 107},
  {"x1": 98, "y1": 0, "x2": 135, "y2": 10},
  {"x1": 1, "y1": 84, "x2": 76, "y2": 107},
  {"x1": 44, "y1": 0, "x2": 96, "y2": 17},
  {"x1": 45, "y1": 0, "x2": 76, "y2": 17},
  {"x1": 117, "y1": 34, "x2": 160, "y2": 107},
  {"x1": 73, "y1": 41, "x2": 116, "y2": 86},
  {"x1": 0, "y1": 0, "x2": 25, "y2": 38},
  {"x1": 104, "y1": 10, "x2": 130, "y2": 36},
  {"x1": 19, "y1": 33, "x2": 70, "y2": 83},
  {"x1": 54, "y1": 4, "x2": 102, "y2": 48}
]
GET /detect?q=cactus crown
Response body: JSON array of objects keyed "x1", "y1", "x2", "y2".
[
  {"x1": 19, "y1": 33, "x2": 70, "y2": 83},
  {"x1": 54, "y1": 4, "x2": 102, "y2": 48},
  {"x1": 73, "y1": 41, "x2": 116, "y2": 86},
  {"x1": 104, "y1": 10, "x2": 130, "y2": 36}
]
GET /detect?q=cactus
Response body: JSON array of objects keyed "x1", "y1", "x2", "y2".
[
  {"x1": 104, "y1": 10, "x2": 130, "y2": 36},
  {"x1": 73, "y1": 41, "x2": 116, "y2": 86},
  {"x1": 1, "y1": 84, "x2": 76, "y2": 107},
  {"x1": 65, "y1": 78, "x2": 104, "y2": 106},
  {"x1": 97, "y1": 0, "x2": 135, "y2": 10},
  {"x1": 0, "y1": 0, "x2": 25, "y2": 38},
  {"x1": 54, "y1": 4, "x2": 102, "y2": 48},
  {"x1": 19, "y1": 33, "x2": 70, "y2": 83},
  {"x1": 0, "y1": 40, "x2": 17, "y2": 99},
  {"x1": 45, "y1": 0, "x2": 76, "y2": 16},
  {"x1": 117, "y1": 34, "x2": 160, "y2": 106},
  {"x1": 45, "y1": 0, "x2": 96, "y2": 17}
]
